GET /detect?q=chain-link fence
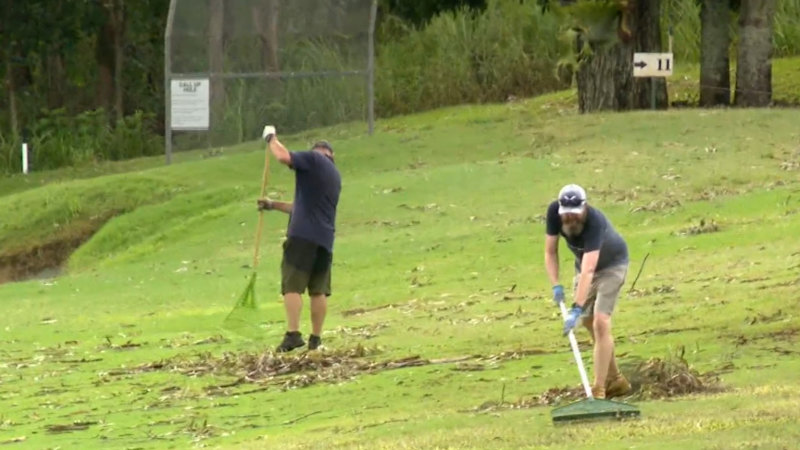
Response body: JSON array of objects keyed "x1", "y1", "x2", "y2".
[{"x1": 164, "y1": 0, "x2": 377, "y2": 162}]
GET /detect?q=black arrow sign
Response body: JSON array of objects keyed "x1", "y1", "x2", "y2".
[{"x1": 634, "y1": 61, "x2": 647, "y2": 69}]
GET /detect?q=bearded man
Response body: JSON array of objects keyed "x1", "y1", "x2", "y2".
[{"x1": 543, "y1": 184, "x2": 632, "y2": 399}]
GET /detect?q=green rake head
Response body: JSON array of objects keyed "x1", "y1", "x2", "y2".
[
  {"x1": 222, "y1": 272, "x2": 265, "y2": 340},
  {"x1": 551, "y1": 398, "x2": 641, "y2": 424}
]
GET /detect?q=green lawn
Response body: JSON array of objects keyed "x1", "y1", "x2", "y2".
[{"x1": 1, "y1": 67, "x2": 800, "y2": 448}]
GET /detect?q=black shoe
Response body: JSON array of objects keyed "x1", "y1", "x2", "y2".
[
  {"x1": 308, "y1": 334, "x2": 322, "y2": 350},
  {"x1": 276, "y1": 331, "x2": 305, "y2": 353}
]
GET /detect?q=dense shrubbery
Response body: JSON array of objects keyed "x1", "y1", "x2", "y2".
[{"x1": 1, "y1": 0, "x2": 799, "y2": 173}]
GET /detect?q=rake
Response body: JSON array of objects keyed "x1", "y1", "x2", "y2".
[
  {"x1": 550, "y1": 300, "x2": 641, "y2": 423},
  {"x1": 222, "y1": 138, "x2": 272, "y2": 339}
]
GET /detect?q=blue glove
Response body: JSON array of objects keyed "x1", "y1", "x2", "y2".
[
  {"x1": 552, "y1": 284, "x2": 565, "y2": 305},
  {"x1": 562, "y1": 304, "x2": 583, "y2": 336}
]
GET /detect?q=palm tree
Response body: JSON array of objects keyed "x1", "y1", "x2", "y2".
[{"x1": 547, "y1": 0, "x2": 667, "y2": 113}]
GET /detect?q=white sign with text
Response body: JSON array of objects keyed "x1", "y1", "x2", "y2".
[
  {"x1": 171, "y1": 78, "x2": 210, "y2": 130},
  {"x1": 633, "y1": 53, "x2": 673, "y2": 77}
]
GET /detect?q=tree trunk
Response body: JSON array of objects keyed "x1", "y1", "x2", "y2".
[
  {"x1": 46, "y1": 55, "x2": 66, "y2": 109},
  {"x1": 699, "y1": 0, "x2": 731, "y2": 106},
  {"x1": 252, "y1": 0, "x2": 280, "y2": 72},
  {"x1": 96, "y1": 20, "x2": 115, "y2": 116},
  {"x1": 112, "y1": 0, "x2": 125, "y2": 123},
  {"x1": 734, "y1": 0, "x2": 777, "y2": 107},
  {"x1": 5, "y1": 56, "x2": 20, "y2": 141},
  {"x1": 209, "y1": 0, "x2": 226, "y2": 129},
  {"x1": 633, "y1": 0, "x2": 668, "y2": 109},
  {"x1": 576, "y1": 41, "x2": 634, "y2": 113}
]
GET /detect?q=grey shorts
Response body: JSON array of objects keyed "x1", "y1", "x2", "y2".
[{"x1": 573, "y1": 263, "x2": 628, "y2": 317}]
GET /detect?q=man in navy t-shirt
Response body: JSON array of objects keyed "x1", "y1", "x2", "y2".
[
  {"x1": 257, "y1": 126, "x2": 341, "y2": 352},
  {"x1": 544, "y1": 184, "x2": 631, "y2": 399}
]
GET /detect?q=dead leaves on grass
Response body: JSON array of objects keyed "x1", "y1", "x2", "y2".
[
  {"x1": 468, "y1": 348, "x2": 724, "y2": 413},
  {"x1": 632, "y1": 354, "x2": 723, "y2": 400},
  {"x1": 744, "y1": 309, "x2": 786, "y2": 325},
  {"x1": 330, "y1": 322, "x2": 389, "y2": 339},
  {"x1": 675, "y1": 219, "x2": 720, "y2": 236},
  {"x1": 122, "y1": 346, "x2": 554, "y2": 394},
  {"x1": 119, "y1": 345, "x2": 412, "y2": 390},
  {"x1": 630, "y1": 199, "x2": 682, "y2": 213},
  {"x1": 628, "y1": 284, "x2": 676, "y2": 298},
  {"x1": 161, "y1": 334, "x2": 229, "y2": 349},
  {"x1": 102, "y1": 336, "x2": 143, "y2": 351},
  {"x1": 45, "y1": 421, "x2": 98, "y2": 434}
]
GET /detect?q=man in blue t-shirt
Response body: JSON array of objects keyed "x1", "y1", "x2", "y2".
[
  {"x1": 544, "y1": 184, "x2": 631, "y2": 399},
  {"x1": 257, "y1": 126, "x2": 341, "y2": 352}
]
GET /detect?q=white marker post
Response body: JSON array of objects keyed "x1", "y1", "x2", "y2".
[{"x1": 21, "y1": 142, "x2": 29, "y2": 174}]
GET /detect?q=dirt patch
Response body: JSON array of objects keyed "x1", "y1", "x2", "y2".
[{"x1": 0, "y1": 211, "x2": 118, "y2": 284}]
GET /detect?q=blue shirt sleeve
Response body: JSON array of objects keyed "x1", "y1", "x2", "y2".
[{"x1": 289, "y1": 151, "x2": 316, "y2": 172}]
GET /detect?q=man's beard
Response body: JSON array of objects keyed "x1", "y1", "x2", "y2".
[{"x1": 562, "y1": 222, "x2": 584, "y2": 237}]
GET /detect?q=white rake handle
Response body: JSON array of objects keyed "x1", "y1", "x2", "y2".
[{"x1": 559, "y1": 301, "x2": 594, "y2": 399}]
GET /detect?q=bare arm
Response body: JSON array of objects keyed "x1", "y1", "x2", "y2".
[
  {"x1": 257, "y1": 198, "x2": 293, "y2": 215},
  {"x1": 269, "y1": 137, "x2": 292, "y2": 166},
  {"x1": 544, "y1": 234, "x2": 560, "y2": 286},
  {"x1": 573, "y1": 250, "x2": 599, "y2": 308},
  {"x1": 270, "y1": 201, "x2": 293, "y2": 215}
]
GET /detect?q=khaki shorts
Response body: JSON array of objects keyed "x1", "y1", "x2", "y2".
[{"x1": 572, "y1": 263, "x2": 628, "y2": 317}]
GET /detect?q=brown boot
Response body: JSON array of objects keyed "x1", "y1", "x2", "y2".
[
  {"x1": 605, "y1": 374, "x2": 632, "y2": 398},
  {"x1": 591, "y1": 384, "x2": 606, "y2": 399}
]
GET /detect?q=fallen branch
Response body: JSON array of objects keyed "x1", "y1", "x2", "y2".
[{"x1": 283, "y1": 410, "x2": 322, "y2": 426}]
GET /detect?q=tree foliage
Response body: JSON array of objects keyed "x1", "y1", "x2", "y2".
[{"x1": 380, "y1": 0, "x2": 487, "y2": 25}]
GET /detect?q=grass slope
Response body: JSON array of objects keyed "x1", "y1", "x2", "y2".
[{"x1": 1, "y1": 70, "x2": 800, "y2": 448}]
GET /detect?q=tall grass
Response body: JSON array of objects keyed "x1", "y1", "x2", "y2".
[
  {"x1": 376, "y1": 0, "x2": 567, "y2": 116},
  {"x1": 773, "y1": 0, "x2": 800, "y2": 57},
  {"x1": 0, "y1": 109, "x2": 161, "y2": 174}
]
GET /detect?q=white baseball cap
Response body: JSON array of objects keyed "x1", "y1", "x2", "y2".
[{"x1": 557, "y1": 184, "x2": 587, "y2": 214}]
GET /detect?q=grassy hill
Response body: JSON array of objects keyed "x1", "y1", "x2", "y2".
[{"x1": 1, "y1": 63, "x2": 799, "y2": 448}]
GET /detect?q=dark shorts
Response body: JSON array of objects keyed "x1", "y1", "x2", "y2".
[{"x1": 281, "y1": 237, "x2": 332, "y2": 296}]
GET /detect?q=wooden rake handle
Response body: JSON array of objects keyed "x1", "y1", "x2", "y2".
[{"x1": 252, "y1": 140, "x2": 271, "y2": 270}]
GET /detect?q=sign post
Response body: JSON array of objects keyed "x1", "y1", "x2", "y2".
[{"x1": 633, "y1": 52, "x2": 673, "y2": 110}]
